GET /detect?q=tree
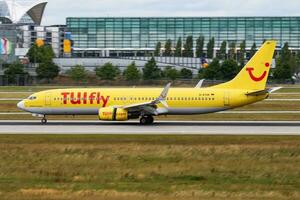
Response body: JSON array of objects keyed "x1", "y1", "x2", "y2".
[
  {"x1": 95, "y1": 62, "x2": 120, "y2": 80},
  {"x1": 207, "y1": 37, "x2": 215, "y2": 59},
  {"x1": 273, "y1": 60, "x2": 292, "y2": 80},
  {"x1": 27, "y1": 44, "x2": 55, "y2": 63},
  {"x1": 180, "y1": 68, "x2": 193, "y2": 79},
  {"x1": 143, "y1": 57, "x2": 161, "y2": 80},
  {"x1": 239, "y1": 40, "x2": 246, "y2": 68},
  {"x1": 183, "y1": 36, "x2": 193, "y2": 57},
  {"x1": 199, "y1": 58, "x2": 221, "y2": 80},
  {"x1": 220, "y1": 59, "x2": 239, "y2": 80},
  {"x1": 273, "y1": 43, "x2": 293, "y2": 81},
  {"x1": 196, "y1": 36, "x2": 204, "y2": 57},
  {"x1": 175, "y1": 37, "x2": 182, "y2": 57},
  {"x1": 280, "y1": 43, "x2": 292, "y2": 65},
  {"x1": 164, "y1": 39, "x2": 172, "y2": 56},
  {"x1": 4, "y1": 62, "x2": 27, "y2": 84},
  {"x1": 36, "y1": 61, "x2": 60, "y2": 82},
  {"x1": 67, "y1": 65, "x2": 88, "y2": 83},
  {"x1": 249, "y1": 43, "x2": 257, "y2": 59},
  {"x1": 123, "y1": 62, "x2": 141, "y2": 81},
  {"x1": 228, "y1": 42, "x2": 236, "y2": 60},
  {"x1": 154, "y1": 42, "x2": 161, "y2": 56},
  {"x1": 218, "y1": 41, "x2": 227, "y2": 60},
  {"x1": 163, "y1": 66, "x2": 179, "y2": 80}
]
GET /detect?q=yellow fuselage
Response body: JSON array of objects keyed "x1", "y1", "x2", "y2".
[{"x1": 19, "y1": 88, "x2": 267, "y2": 116}]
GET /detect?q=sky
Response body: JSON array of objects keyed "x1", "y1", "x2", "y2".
[{"x1": 42, "y1": 0, "x2": 300, "y2": 25}]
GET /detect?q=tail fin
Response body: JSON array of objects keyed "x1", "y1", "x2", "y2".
[{"x1": 212, "y1": 41, "x2": 276, "y2": 91}]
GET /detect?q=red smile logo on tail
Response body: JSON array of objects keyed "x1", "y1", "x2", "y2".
[{"x1": 246, "y1": 62, "x2": 270, "y2": 82}]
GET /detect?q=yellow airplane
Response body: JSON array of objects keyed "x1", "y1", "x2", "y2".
[{"x1": 18, "y1": 40, "x2": 280, "y2": 124}]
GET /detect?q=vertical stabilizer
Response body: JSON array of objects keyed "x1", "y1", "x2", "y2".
[{"x1": 212, "y1": 41, "x2": 276, "y2": 91}]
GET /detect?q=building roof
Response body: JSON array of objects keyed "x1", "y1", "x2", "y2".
[{"x1": 0, "y1": 0, "x2": 47, "y2": 25}]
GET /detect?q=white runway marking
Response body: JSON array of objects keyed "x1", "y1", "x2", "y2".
[{"x1": 0, "y1": 120, "x2": 299, "y2": 135}]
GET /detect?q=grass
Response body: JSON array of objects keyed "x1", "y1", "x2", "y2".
[{"x1": 0, "y1": 135, "x2": 299, "y2": 200}]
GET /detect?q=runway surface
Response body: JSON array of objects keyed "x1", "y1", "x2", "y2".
[{"x1": 0, "y1": 120, "x2": 300, "y2": 135}]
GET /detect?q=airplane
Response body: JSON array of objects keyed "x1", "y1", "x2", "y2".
[{"x1": 18, "y1": 40, "x2": 280, "y2": 125}]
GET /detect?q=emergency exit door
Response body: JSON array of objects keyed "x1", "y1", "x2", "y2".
[
  {"x1": 224, "y1": 91, "x2": 230, "y2": 106},
  {"x1": 45, "y1": 93, "x2": 52, "y2": 106}
]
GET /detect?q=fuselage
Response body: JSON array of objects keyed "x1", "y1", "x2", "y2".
[{"x1": 17, "y1": 87, "x2": 267, "y2": 116}]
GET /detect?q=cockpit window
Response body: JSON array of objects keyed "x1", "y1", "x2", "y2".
[{"x1": 28, "y1": 96, "x2": 37, "y2": 100}]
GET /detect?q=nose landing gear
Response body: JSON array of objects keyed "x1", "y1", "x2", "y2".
[
  {"x1": 140, "y1": 115, "x2": 154, "y2": 125},
  {"x1": 41, "y1": 116, "x2": 47, "y2": 124}
]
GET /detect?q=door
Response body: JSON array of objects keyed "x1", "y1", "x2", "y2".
[
  {"x1": 45, "y1": 92, "x2": 52, "y2": 106},
  {"x1": 224, "y1": 91, "x2": 230, "y2": 107}
]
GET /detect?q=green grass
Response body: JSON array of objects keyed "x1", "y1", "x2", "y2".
[{"x1": 0, "y1": 135, "x2": 299, "y2": 200}]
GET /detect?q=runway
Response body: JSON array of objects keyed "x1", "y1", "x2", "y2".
[{"x1": 0, "y1": 120, "x2": 300, "y2": 135}]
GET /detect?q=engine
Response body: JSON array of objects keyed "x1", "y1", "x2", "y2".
[{"x1": 99, "y1": 107, "x2": 129, "y2": 121}]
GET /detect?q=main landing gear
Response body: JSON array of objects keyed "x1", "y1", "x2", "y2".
[{"x1": 140, "y1": 115, "x2": 154, "y2": 125}]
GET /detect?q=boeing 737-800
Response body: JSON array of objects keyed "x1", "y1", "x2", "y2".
[{"x1": 18, "y1": 41, "x2": 280, "y2": 124}]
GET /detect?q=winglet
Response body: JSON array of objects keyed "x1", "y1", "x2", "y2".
[
  {"x1": 159, "y1": 83, "x2": 171, "y2": 99},
  {"x1": 155, "y1": 83, "x2": 171, "y2": 108},
  {"x1": 195, "y1": 79, "x2": 205, "y2": 88}
]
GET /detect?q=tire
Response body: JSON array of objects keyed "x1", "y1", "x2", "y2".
[
  {"x1": 147, "y1": 116, "x2": 154, "y2": 124},
  {"x1": 140, "y1": 117, "x2": 148, "y2": 125},
  {"x1": 41, "y1": 118, "x2": 47, "y2": 124}
]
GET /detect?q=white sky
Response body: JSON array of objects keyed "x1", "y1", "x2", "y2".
[{"x1": 42, "y1": 0, "x2": 300, "y2": 25}]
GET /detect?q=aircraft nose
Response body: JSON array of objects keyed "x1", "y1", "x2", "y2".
[{"x1": 17, "y1": 100, "x2": 25, "y2": 111}]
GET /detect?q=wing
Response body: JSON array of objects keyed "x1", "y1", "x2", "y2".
[{"x1": 122, "y1": 83, "x2": 171, "y2": 115}]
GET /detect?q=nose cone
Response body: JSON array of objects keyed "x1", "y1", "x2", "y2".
[{"x1": 17, "y1": 100, "x2": 25, "y2": 111}]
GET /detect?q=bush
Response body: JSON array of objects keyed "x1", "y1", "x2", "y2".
[
  {"x1": 67, "y1": 65, "x2": 88, "y2": 83},
  {"x1": 36, "y1": 61, "x2": 60, "y2": 82},
  {"x1": 143, "y1": 57, "x2": 161, "y2": 80},
  {"x1": 180, "y1": 68, "x2": 193, "y2": 79},
  {"x1": 163, "y1": 66, "x2": 179, "y2": 80},
  {"x1": 4, "y1": 62, "x2": 28, "y2": 84},
  {"x1": 95, "y1": 63, "x2": 120, "y2": 80},
  {"x1": 123, "y1": 62, "x2": 141, "y2": 81}
]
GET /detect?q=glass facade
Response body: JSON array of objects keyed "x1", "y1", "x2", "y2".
[{"x1": 67, "y1": 17, "x2": 300, "y2": 51}]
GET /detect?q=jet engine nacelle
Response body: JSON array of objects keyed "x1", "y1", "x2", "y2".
[{"x1": 99, "y1": 107, "x2": 128, "y2": 121}]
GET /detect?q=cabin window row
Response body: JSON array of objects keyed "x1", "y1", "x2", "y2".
[
  {"x1": 53, "y1": 97, "x2": 216, "y2": 101},
  {"x1": 114, "y1": 97, "x2": 215, "y2": 101}
]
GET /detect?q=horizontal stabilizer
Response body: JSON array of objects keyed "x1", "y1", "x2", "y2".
[
  {"x1": 246, "y1": 89, "x2": 268, "y2": 96},
  {"x1": 246, "y1": 87, "x2": 282, "y2": 96}
]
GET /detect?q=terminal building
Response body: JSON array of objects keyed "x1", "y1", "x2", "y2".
[{"x1": 67, "y1": 17, "x2": 300, "y2": 58}]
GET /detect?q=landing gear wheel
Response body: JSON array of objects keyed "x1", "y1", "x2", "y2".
[
  {"x1": 140, "y1": 116, "x2": 154, "y2": 125},
  {"x1": 147, "y1": 115, "x2": 154, "y2": 124},
  {"x1": 140, "y1": 117, "x2": 148, "y2": 125},
  {"x1": 41, "y1": 118, "x2": 47, "y2": 124}
]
